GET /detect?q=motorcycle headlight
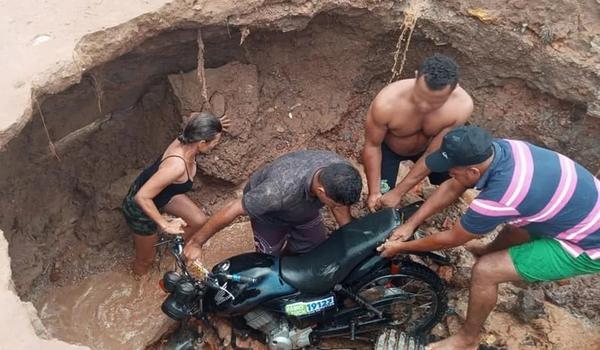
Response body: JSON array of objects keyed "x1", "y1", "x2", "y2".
[
  {"x1": 162, "y1": 271, "x2": 181, "y2": 293},
  {"x1": 161, "y1": 279, "x2": 202, "y2": 321},
  {"x1": 161, "y1": 294, "x2": 188, "y2": 321},
  {"x1": 174, "y1": 281, "x2": 196, "y2": 304}
]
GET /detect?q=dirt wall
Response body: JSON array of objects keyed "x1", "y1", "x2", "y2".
[
  {"x1": 0, "y1": 230, "x2": 90, "y2": 350},
  {"x1": 1, "y1": 0, "x2": 599, "y2": 304},
  {"x1": 0, "y1": 1, "x2": 599, "y2": 349}
]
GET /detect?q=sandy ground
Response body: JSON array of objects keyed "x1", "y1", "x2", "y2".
[{"x1": 0, "y1": 0, "x2": 168, "y2": 132}]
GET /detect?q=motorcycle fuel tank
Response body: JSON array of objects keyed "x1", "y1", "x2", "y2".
[{"x1": 206, "y1": 253, "x2": 297, "y2": 316}]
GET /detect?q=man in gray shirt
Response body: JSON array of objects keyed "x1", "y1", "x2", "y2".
[{"x1": 184, "y1": 150, "x2": 363, "y2": 260}]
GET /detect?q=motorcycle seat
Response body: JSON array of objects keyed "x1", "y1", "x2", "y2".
[{"x1": 280, "y1": 206, "x2": 413, "y2": 295}]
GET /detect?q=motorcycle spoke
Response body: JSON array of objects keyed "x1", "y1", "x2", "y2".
[
  {"x1": 356, "y1": 274, "x2": 438, "y2": 332},
  {"x1": 413, "y1": 300, "x2": 432, "y2": 307}
]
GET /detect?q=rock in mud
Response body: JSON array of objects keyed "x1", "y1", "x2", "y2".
[
  {"x1": 436, "y1": 265, "x2": 454, "y2": 284},
  {"x1": 542, "y1": 274, "x2": 600, "y2": 322},
  {"x1": 515, "y1": 288, "x2": 546, "y2": 323},
  {"x1": 168, "y1": 62, "x2": 260, "y2": 184},
  {"x1": 449, "y1": 266, "x2": 471, "y2": 289}
]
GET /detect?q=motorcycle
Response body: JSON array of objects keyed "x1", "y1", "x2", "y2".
[{"x1": 157, "y1": 203, "x2": 447, "y2": 349}]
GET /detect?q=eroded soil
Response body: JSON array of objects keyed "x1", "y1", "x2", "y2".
[{"x1": 0, "y1": 6, "x2": 599, "y2": 350}]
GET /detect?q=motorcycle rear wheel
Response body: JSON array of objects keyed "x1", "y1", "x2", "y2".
[{"x1": 356, "y1": 260, "x2": 447, "y2": 335}]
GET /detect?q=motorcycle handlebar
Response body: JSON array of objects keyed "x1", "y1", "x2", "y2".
[{"x1": 157, "y1": 235, "x2": 257, "y2": 285}]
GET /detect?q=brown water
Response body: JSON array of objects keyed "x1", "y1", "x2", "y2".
[
  {"x1": 37, "y1": 223, "x2": 255, "y2": 350},
  {"x1": 39, "y1": 269, "x2": 174, "y2": 350}
]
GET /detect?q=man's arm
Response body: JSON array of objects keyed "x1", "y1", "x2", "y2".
[
  {"x1": 378, "y1": 126, "x2": 450, "y2": 208},
  {"x1": 386, "y1": 178, "x2": 466, "y2": 241},
  {"x1": 331, "y1": 205, "x2": 352, "y2": 227},
  {"x1": 378, "y1": 220, "x2": 477, "y2": 258},
  {"x1": 184, "y1": 198, "x2": 246, "y2": 260},
  {"x1": 362, "y1": 103, "x2": 389, "y2": 211}
]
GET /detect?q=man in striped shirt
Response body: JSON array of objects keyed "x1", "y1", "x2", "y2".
[{"x1": 377, "y1": 125, "x2": 600, "y2": 350}]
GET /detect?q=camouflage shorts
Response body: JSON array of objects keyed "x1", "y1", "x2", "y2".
[{"x1": 122, "y1": 183, "x2": 158, "y2": 235}]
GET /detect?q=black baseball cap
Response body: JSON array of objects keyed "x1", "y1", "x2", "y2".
[{"x1": 426, "y1": 126, "x2": 494, "y2": 173}]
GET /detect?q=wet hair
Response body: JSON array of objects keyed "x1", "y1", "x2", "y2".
[
  {"x1": 417, "y1": 54, "x2": 459, "y2": 90},
  {"x1": 177, "y1": 112, "x2": 222, "y2": 144},
  {"x1": 319, "y1": 163, "x2": 363, "y2": 205}
]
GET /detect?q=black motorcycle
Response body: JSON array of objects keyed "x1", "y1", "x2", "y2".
[{"x1": 157, "y1": 204, "x2": 447, "y2": 349}]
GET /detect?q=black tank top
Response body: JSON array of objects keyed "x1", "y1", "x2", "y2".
[{"x1": 132, "y1": 155, "x2": 194, "y2": 209}]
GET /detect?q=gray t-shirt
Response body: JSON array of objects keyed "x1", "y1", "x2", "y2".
[{"x1": 242, "y1": 150, "x2": 349, "y2": 225}]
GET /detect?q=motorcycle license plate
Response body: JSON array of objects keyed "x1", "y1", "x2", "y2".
[{"x1": 285, "y1": 296, "x2": 335, "y2": 316}]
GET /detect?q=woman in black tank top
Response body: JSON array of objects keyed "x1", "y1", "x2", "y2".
[{"x1": 122, "y1": 112, "x2": 230, "y2": 275}]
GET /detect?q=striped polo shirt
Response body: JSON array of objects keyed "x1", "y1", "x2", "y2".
[{"x1": 461, "y1": 139, "x2": 600, "y2": 259}]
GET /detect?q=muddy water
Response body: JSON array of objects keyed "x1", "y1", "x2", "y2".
[
  {"x1": 37, "y1": 223, "x2": 255, "y2": 350},
  {"x1": 193, "y1": 222, "x2": 255, "y2": 268},
  {"x1": 39, "y1": 269, "x2": 174, "y2": 350}
]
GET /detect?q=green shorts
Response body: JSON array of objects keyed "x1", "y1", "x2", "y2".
[
  {"x1": 508, "y1": 237, "x2": 600, "y2": 282},
  {"x1": 122, "y1": 183, "x2": 158, "y2": 236}
]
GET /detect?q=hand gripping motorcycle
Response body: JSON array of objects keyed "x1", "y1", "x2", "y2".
[{"x1": 158, "y1": 204, "x2": 447, "y2": 350}]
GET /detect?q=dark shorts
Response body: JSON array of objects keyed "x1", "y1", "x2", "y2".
[
  {"x1": 251, "y1": 216, "x2": 327, "y2": 256},
  {"x1": 122, "y1": 183, "x2": 158, "y2": 236},
  {"x1": 381, "y1": 142, "x2": 450, "y2": 190}
]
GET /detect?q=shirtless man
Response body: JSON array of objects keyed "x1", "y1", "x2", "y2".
[{"x1": 363, "y1": 54, "x2": 473, "y2": 216}]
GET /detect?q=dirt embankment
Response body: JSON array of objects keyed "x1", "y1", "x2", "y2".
[
  {"x1": 0, "y1": 231, "x2": 90, "y2": 350},
  {"x1": 0, "y1": 0, "x2": 599, "y2": 349}
]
